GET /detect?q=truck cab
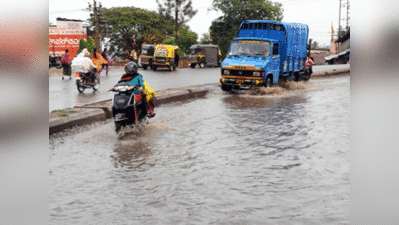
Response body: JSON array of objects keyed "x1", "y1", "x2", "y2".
[{"x1": 220, "y1": 20, "x2": 309, "y2": 91}]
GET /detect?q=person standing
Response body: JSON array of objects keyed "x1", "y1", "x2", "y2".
[
  {"x1": 61, "y1": 49, "x2": 72, "y2": 80},
  {"x1": 100, "y1": 48, "x2": 110, "y2": 75}
]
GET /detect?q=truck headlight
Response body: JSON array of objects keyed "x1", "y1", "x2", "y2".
[
  {"x1": 253, "y1": 71, "x2": 261, "y2": 76},
  {"x1": 224, "y1": 70, "x2": 230, "y2": 75}
]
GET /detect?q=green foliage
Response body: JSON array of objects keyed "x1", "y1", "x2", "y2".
[
  {"x1": 86, "y1": 37, "x2": 97, "y2": 54},
  {"x1": 156, "y1": 0, "x2": 198, "y2": 26},
  {"x1": 311, "y1": 41, "x2": 320, "y2": 49},
  {"x1": 88, "y1": 6, "x2": 175, "y2": 59},
  {"x1": 200, "y1": 33, "x2": 212, "y2": 44},
  {"x1": 177, "y1": 26, "x2": 198, "y2": 55},
  {"x1": 160, "y1": 26, "x2": 198, "y2": 56},
  {"x1": 210, "y1": 0, "x2": 283, "y2": 59},
  {"x1": 77, "y1": 37, "x2": 97, "y2": 54},
  {"x1": 163, "y1": 38, "x2": 176, "y2": 45}
]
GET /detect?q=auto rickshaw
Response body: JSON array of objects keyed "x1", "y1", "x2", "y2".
[
  {"x1": 188, "y1": 44, "x2": 221, "y2": 68},
  {"x1": 152, "y1": 44, "x2": 179, "y2": 71},
  {"x1": 141, "y1": 44, "x2": 156, "y2": 70}
]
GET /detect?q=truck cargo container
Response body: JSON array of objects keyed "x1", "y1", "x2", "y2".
[{"x1": 220, "y1": 20, "x2": 309, "y2": 91}]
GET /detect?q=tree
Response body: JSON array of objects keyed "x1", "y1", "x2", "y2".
[
  {"x1": 88, "y1": 7, "x2": 174, "y2": 59},
  {"x1": 77, "y1": 37, "x2": 97, "y2": 54},
  {"x1": 200, "y1": 33, "x2": 212, "y2": 44},
  {"x1": 156, "y1": 0, "x2": 198, "y2": 41},
  {"x1": 178, "y1": 26, "x2": 198, "y2": 55},
  {"x1": 210, "y1": 0, "x2": 283, "y2": 59},
  {"x1": 159, "y1": 26, "x2": 198, "y2": 56},
  {"x1": 311, "y1": 41, "x2": 320, "y2": 49}
]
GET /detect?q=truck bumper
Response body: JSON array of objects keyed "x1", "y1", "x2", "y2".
[{"x1": 220, "y1": 77, "x2": 264, "y2": 87}]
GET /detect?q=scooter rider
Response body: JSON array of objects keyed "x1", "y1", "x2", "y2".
[
  {"x1": 71, "y1": 48, "x2": 97, "y2": 85},
  {"x1": 111, "y1": 62, "x2": 156, "y2": 118}
]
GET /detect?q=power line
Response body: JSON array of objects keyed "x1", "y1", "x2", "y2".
[{"x1": 49, "y1": 8, "x2": 89, "y2": 14}]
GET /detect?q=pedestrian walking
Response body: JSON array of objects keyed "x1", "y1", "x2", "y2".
[
  {"x1": 61, "y1": 49, "x2": 72, "y2": 80},
  {"x1": 100, "y1": 48, "x2": 110, "y2": 75}
]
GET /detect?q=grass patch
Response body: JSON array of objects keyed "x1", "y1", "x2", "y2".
[{"x1": 50, "y1": 109, "x2": 79, "y2": 118}]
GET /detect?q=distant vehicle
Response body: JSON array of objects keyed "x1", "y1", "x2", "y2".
[
  {"x1": 49, "y1": 55, "x2": 62, "y2": 69},
  {"x1": 188, "y1": 44, "x2": 221, "y2": 68},
  {"x1": 75, "y1": 68, "x2": 100, "y2": 93},
  {"x1": 152, "y1": 44, "x2": 179, "y2": 71},
  {"x1": 220, "y1": 20, "x2": 309, "y2": 91},
  {"x1": 141, "y1": 44, "x2": 156, "y2": 70}
]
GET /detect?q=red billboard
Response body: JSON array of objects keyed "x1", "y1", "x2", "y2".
[{"x1": 49, "y1": 26, "x2": 86, "y2": 59}]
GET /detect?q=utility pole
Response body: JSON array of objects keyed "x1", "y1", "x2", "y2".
[
  {"x1": 338, "y1": 0, "x2": 342, "y2": 39},
  {"x1": 346, "y1": 0, "x2": 350, "y2": 30},
  {"x1": 338, "y1": 0, "x2": 350, "y2": 39},
  {"x1": 175, "y1": 0, "x2": 179, "y2": 43},
  {"x1": 94, "y1": 0, "x2": 101, "y2": 50},
  {"x1": 88, "y1": 0, "x2": 102, "y2": 50}
]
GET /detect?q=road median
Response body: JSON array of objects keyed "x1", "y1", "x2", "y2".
[{"x1": 49, "y1": 85, "x2": 213, "y2": 135}]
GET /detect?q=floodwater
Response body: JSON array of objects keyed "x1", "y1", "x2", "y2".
[{"x1": 49, "y1": 75, "x2": 350, "y2": 224}]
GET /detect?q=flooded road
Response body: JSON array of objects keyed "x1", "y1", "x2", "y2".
[{"x1": 50, "y1": 75, "x2": 350, "y2": 224}]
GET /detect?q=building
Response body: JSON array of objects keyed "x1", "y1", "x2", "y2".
[
  {"x1": 325, "y1": 32, "x2": 350, "y2": 64},
  {"x1": 49, "y1": 18, "x2": 87, "y2": 58}
]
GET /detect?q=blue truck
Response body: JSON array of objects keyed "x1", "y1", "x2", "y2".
[{"x1": 220, "y1": 20, "x2": 309, "y2": 91}]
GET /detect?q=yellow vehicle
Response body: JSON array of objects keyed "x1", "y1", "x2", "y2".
[
  {"x1": 141, "y1": 44, "x2": 156, "y2": 70},
  {"x1": 152, "y1": 44, "x2": 179, "y2": 71}
]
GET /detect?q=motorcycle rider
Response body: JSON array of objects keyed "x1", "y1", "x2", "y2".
[
  {"x1": 71, "y1": 48, "x2": 97, "y2": 85},
  {"x1": 110, "y1": 62, "x2": 156, "y2": 118}
]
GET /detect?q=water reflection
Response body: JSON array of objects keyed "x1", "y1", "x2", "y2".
[{"x1": 221, "y1": 93, "x2": 318, "y2": 164}]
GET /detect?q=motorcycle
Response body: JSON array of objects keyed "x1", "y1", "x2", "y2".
[
  {"x1": 49, "y1": 56, "x2": 62, "y2": 69},
  {"x1": 75, "y1": 68, "x2": 100, "y2": 93},
  {"x1": 110, "y1": 82, "x2": 148, "y2": 133}
]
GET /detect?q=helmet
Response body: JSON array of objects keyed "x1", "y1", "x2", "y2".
[{"x1": 124, "y1": 62, "x2": 138, "y2": 75}]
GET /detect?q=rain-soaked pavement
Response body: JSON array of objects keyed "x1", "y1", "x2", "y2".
[{"x1": 49, "y1": 74, "x2": 350, "y2": 224}]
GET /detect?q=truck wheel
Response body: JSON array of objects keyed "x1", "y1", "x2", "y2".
[
  {"x1": 265, "y1": 76, "x2": 273, "y2": 88},
  {"x1": 142, "y1": 65, "x2": 147, "y2": 70},
  {"x1": 221, "y1": 84, "x2": 232, "y2": 92},
  {"x1": 152, "y1": 66, "x2": 157, "y2": 71},
  {"x1": 190, "y1": 63, "x2": 196, "y2": 68}
]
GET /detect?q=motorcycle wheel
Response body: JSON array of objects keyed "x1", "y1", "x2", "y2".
[
  {"x1": 77, "y1": 82, "x2": 85, "y2": 93},
  {"x1": 93, "y1": 77, "x2": 100, "y2": 91}
]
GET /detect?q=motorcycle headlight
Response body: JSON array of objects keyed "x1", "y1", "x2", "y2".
[{"x1": 224, "y1": 70, "x2": 230, "y2": 75}]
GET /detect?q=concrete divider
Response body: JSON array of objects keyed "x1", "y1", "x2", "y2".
[{"x1": 49, "y1": 86, "x2": 211, "y2": 135}]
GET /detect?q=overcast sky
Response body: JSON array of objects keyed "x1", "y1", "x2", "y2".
[{"x1": 49, "y1": 0, "x2": 348, "y2": 47}]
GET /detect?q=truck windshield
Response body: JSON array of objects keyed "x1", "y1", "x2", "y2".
[{"x1": 228, "y1": 40, "x2": 271, "y2": 57}]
